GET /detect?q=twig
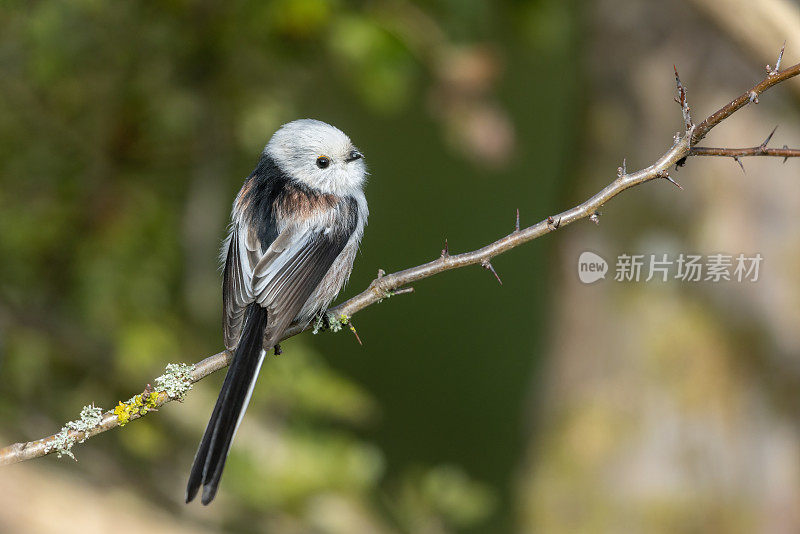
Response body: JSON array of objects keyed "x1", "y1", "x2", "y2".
[
  {"x1": 3, "y1": 56, "x2": 800, "y2": 466},
  {"x1": 691, "y1": 147, "x2": 800, "y2": 158},
  {"x1": 691, "y1": 125, "x2": 800, "y2": 159},
  {"x1": 691, "y1": 57, "x2": 800, "y2": 145}
]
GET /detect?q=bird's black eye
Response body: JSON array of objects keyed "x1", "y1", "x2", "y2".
[{"x1": 316, "y1": 156, "x2": 330, "y2": 169}]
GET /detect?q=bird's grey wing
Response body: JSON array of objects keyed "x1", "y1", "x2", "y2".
[
  {"x1": 222, "y1": 224, "x2": 261, "y2": 351},
  {"x1": 251, "y1": 223, "x2": 355, "y2": 348},
  {"x1": 224, "y1": 214, "x2": 355, "y2": 351}
]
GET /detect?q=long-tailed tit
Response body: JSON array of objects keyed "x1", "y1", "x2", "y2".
[{"x1": 185, "y1": 119, "x2": 368, "y2": 505}]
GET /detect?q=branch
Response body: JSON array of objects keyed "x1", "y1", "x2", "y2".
[
  {"x1": 691, "y1": 146, "x2": 800, "y2": 158},
  {"x1": 690, "y1": 126, "x2": 800, "y2": 161},
  {"x1": 690, "y1": 47, "x2": 800, "y2": 144},
  {"x1": 3, "y1": 54, "x2": 800, "y2": 467}
]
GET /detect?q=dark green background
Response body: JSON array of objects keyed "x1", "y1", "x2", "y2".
[{"x1": 0, "y1": 1, "x2": 581, "y2": 532}]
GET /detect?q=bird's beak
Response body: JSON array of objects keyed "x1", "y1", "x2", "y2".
[{"x1": 345, "y1": 150, "x2": 363, "y2": 163}]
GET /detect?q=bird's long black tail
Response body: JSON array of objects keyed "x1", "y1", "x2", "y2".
[{"x1": 186, "y1": 303, "x2": 268, "y2": 505}]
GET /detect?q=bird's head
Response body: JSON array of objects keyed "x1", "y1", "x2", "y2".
[{"x1": 265, "y1": 119, "x2": 366, "y2": 197}]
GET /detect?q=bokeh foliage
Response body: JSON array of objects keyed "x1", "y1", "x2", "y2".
[{"x1": 0, "y1": 1, "x2": 579, "y2": 532}]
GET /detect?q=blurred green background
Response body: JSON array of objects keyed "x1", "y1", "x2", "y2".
[{"x1": 2, "y1": 1, "x2": 800, "y2": 533}]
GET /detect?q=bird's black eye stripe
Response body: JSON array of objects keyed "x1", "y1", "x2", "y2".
[{"x1": 316, "y1": 156, "x2": 330, "y2": 169}]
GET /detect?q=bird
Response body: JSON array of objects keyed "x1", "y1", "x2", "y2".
[{"x1": 185, "y1": 119, "x2": 368, "y2": 505}]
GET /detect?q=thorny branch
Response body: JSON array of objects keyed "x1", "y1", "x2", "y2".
[
  {"x1": 690, "y1": 126, "x2": 800, "y2": 162},
  {"x1": 2, "y1": 51, "x2": 800, "y2": 466}
]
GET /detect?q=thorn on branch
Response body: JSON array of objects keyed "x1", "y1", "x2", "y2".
[
  {"x1": 760, "y1": 126, "x2": 778, "y2": 151},
  {"x1": 749, "y1": 91, "x2": 759, "y2": 104},
  {"x1": 589, "y1": 212, "x2": 601, "y2": 225},
  {"x1": 783, "y1": 145, "x2": 790, "y2": 163},
  {"x1": 734, "y1": 156, "x2": 746, "y2": 173},
  {"x1": 481, "y1": 259, "x2": 503, "y2": 285},
  {"x1": 441, "y1": 238, "x2": 449, "y2": 258},
  {"x1": 617, "y1": 158, "x2": 627, "y2": 178},
  {"x1": 377, "y1": 269, "x2": 385, "y2": 278},
  {"x1": 379, "y1": 286, "x2": 415, "y2": 301},
  {"x1": 674, "y1": 65, "x2": 693, "y2": 130},
  {"x1": 347, "y1": 320, "x2": 363, "y2": 346},
  {"x1": 515, "y1": 208, "x2": 520, "y2": 232},
  {"x1": 392, "y1": 287, "x2": 414, "y2": 296},
  {"x1": 657, "y1": 169, "x2": 683, "y2": 190},
  {"x1": 766, "y1": 40, "x2": 786, "y2": 76},
  {"x1": 546, "y1": 215, "x2": 561, "y2": 230}
]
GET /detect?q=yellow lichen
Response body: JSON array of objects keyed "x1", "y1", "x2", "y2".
[
  {"x1": 145, "y1": 391, "x2": 159, "y2": 410},
  {"x1": 114, "y1": 391, "x2": 160, "y2": 426},
  {"x1": 114, "y1": 401, "x2": 132, "y2": 426},
  {"x1": 112, "y1": 366, "x2": 190, "y2": 428}
]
